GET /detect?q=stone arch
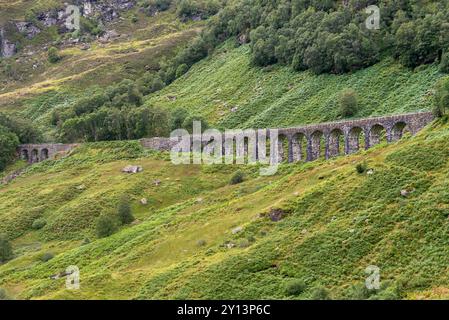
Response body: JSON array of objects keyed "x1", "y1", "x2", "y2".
[
  {"x1": 391, "y1": 121, "x2": 410, "y2": 142},
  {"x1": 309, "y1": 131, "x2": 324, "y2": 161},
  {"x1": 328, "y1": 128, "x2": 344, "y2": 158},
  {"x1": 291, "y1": 132, "x2": 307, "y2": 162},
  {"x1": 346, "y1": 127, "x2": 366, "y2": 154},
  {"x1": 31, "y1": 149, "x2": 39, "y2": 163},
  {"x1": 21, "y1": 149, "x2": 29, "y2": 162},
  {"x1": 369, "y1": 124, "x2": 387, "y2": 147},
  {"x1": 40, "y1": 148, "x2": 49, "y2": 161}
]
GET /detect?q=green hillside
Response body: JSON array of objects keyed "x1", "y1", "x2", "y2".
[
  {"x1": 147, "y1": 42, "x2": 443, "y2": 129},
  {"x1": 0, "y1": 119, "x2": 448, "y2": 299}
]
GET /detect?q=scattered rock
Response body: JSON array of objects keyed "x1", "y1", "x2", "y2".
[
  {"x1": 400, "y1": 189, "x2": 415, "y2": 197},
  {"x1": 231, "y1": 226, "x2": 243, "y2": 234},
  {"x1": 76, "y1": 184, "x2": 86, "y2": 190},
  {"x1": 196, "y1": 198, "x2": 203, "y2": 203},
  {"x1": 140, "y1": 198, "x2": 148, "y2": 205},
  {"x1": 122, "y1": 165, "x2": 143, "y2": 174},
  {"x1": 80, "y1": 43, "x2": 91, "y2": 51},
  {"x1": 230, "y1": 106, "x2": 238, "y2": 113},
  {"x1": 153, "y1": 179, "x2": 161, "y2": 186},
  {"x1": 367, "y1": 169, "x2": 374, "y2": 175},
  {"x1": 268, "y1": 208, "x2": 288, "y2": 222},
  {"x1": 167, "y1": 95, "x2": 177, "y2": 101},
  {"x1": 225, "y1": 242, "x2": 236, "y2": 249}
]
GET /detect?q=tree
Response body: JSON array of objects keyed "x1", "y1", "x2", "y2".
[
  {"x1": 440, "y1": 51, "x2": 449, "y2": 74},
  {"x1": 339, "y1": 89, "x2": 358, "y2": 118},
  {"x1": 0, "y1": 234, "x2": 13, "y2": 263},
  {"x1": 433, "y1": 78, "x2": 449, "y2": 117},
  {"x1": 182, "y1": 115, "x2": 209, "y2": 133},
  {"x1": 0, "y1": 126, "x2": 19, "y2": 171},
  {"x1": 47, "y1": 47, "x2": 61, "y2": 63},
  {"x1": 170, "y1": 108, "x2": 189, "y2": 130},
  {"x1": 176, "y1": 63, "x2": 189, "y2": 78},
  {"x1": 117, "y1": 197, "x2": 134, "y2": 225},
  {"x1": 96, "y1": 215, "x2": 117, "y2": 238}
]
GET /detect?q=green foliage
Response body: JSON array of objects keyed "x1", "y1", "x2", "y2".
[
  {"x1": 230, "y1": 170, "x2": 244, "y2": 185},
  {"x1": 339, "y1": 89, "x2": 358, "y2": 118},
  {"x1": 39, "y1": 252, "x2": 54, "y2": 262},
  {"x1": 433, "y1": 77, "x2": 449, "y2": 117},
  {"x1": 170, "y1": 108, "x2": 189, "y2": 130},
  {"x1": 310, "y1": 285, "x2": 331, "y2": 300},
  {"x1": 0, "y1": 126, "x2": 19, "y2": 171},
  {"x1": 47, "y1": 47, "x2": 61, "y2": 63},
  {"x1": 31, "y1": 218, "x2": 47, "y2": 230},
  {"x1": 96, "y1": 215, "x2": 118, "y2": 238},
  {"x1": 176, "y1": 63, "x2": 189, "y2": 78},
  {"x1": 0, "y1": 234, "x2": 13, "y2": 263},
  {"x1": 439, "y1": 51, "x2": 449, "y2": 74},
  {"x1": 117, "y1": 198, "x2": 134, "y2": 225},
  {"x1": 176, "y1": 0, "x2": 219, "y2": 20},
  {"x1": 285, "y1": 279, "x2": 307, "y2": 296},
  {"x1": 182, "y1": 115, "x2": 209, "y2": 133},
  {"x1": 355, "y1": 162, "x2": 367, "y2": 174}
]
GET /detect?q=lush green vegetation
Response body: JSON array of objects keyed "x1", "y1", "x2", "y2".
[{"x1": 0, "y1": 120, "x2": 448, "y2": 299}]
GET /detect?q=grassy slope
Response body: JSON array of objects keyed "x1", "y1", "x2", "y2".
[
  {"x1": 0, "y1": 119, "x2": 448, "y2": 300},
  {"x1": 147, "y1": 43, "x2": 442, "y2": 129}
]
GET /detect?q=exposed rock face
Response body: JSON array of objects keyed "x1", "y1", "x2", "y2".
[
  {"x1": 1, "y1": 0, "x2": 136, "y2": 57},
  {"x1": 0, "y1": 28, "x2": 16, "y2": 58},
  {"x1": 15, "y1": 22, "x2": 41, "y2": 39}
]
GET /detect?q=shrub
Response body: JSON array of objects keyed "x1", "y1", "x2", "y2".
[
  {"x1": 355, "y1": 162, "x2": 367, "y2": 174},
  {"x1": 285, "y1": 279, "x2": 307, "y2": 296},
  {"x1": 440, "y1": 51, "x2": 449, "y2": 73},
  {"x1": 0, "y1": 234, "x2": 13, "y2": 263},
  {"x1": 117, "y1": 198, "x2": 134, "y2": 225},
  {"x1": 433, "y1": 78, "x2": 449, "y2": 117},
  {"x1": 32, "y1": 218, "x2": 47, "y2": 230},
  {"x1": 339, "y1": 89, "x2": 358, "y2": 118},
  {"x1": 310, "y1": 286, "x2": 331, "y2": 300},
  {"x1": 182, "y1": 115, "x2": 209, "y2": 133},
  {"x1": 176, "y1": 63, "x2": 189, "y2": 78},
  {"x1": 47, "y1": 47, "x2": 61, "y2": 63},
  {"x1": 40, "y1": 252, "x2": 54, "y2": 262},
  {"x1": 96, "y1": 215, "x2": 118, "y2": 238},
  {"x1": 230, "y1": 171, "x2": 244, "y2": 185},
  {"x1": 0, "y1": 126, "x2": 19, "y2": 171}
]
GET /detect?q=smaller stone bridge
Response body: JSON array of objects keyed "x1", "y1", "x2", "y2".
[{"x1": 18, "y1": 144, "x2": 78, "y2": 164}]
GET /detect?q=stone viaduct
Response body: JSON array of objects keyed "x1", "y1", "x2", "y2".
[
  {"x1": 19, "y1": 112, "x2": 434, "y2": 164},
  {"x1": 142, "y1": 111, "x2": 434, "y2": 164},
  {"x1": 17, "y1": 144, "x2": 78, "y2": 164}
]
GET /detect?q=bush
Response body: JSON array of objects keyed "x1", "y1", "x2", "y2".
[
  {"x1": 339, "y1": 89, "x2": 358, "y2": 118},
  {"x1": 355, "y1": 162, "x2": 367, "y2": 174},
  {"x1": 0, "y1": 126, "x2": 19, "y2": 171},
  {"x1": 47, "y1": 47, "x2": 61, "y2": 63},
  {"x1": 0, "y1": 234, "x2": 13, "y2": 263},
  {"x1": 182, "y1": 115, "x2": 209, "y2": 133},
  {"x1": 176, "y1": 63, "x2": 189, "y2": 78},
  {"x1": 40, "y1": 252, "x2": 54, "y2": 262},
  {"x1": 117, "y1": 198, "x2": 134, "y2": 225},
  {"x1": 433, "y1": 78, "x2": 449, "y2": 117},
  {"x1": 310, "y1": 286, "x2": 331, "y2": 300},
  {"x1": 285, "y1": 279, "x2": 307, "y2": 296},
  {"x1": 96, "y1": 215, "x2": 118, "y2": 238},
  {"x1": 230, "y1": 171, "x2": 244, "y2": 185},
  {"x1": 440, "y1": 51, "x2": 449, "y2": 73},
  {"x1": 31, "y1": 218, "x2": 47, "y2": 230}
]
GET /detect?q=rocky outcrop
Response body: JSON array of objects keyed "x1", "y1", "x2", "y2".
[
  {"x1": 0, "y1": 0, "x2": 136, "y2": 57},
  {"x1": 0, "y1": 28, "x2": 17, "y2": 58}
]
